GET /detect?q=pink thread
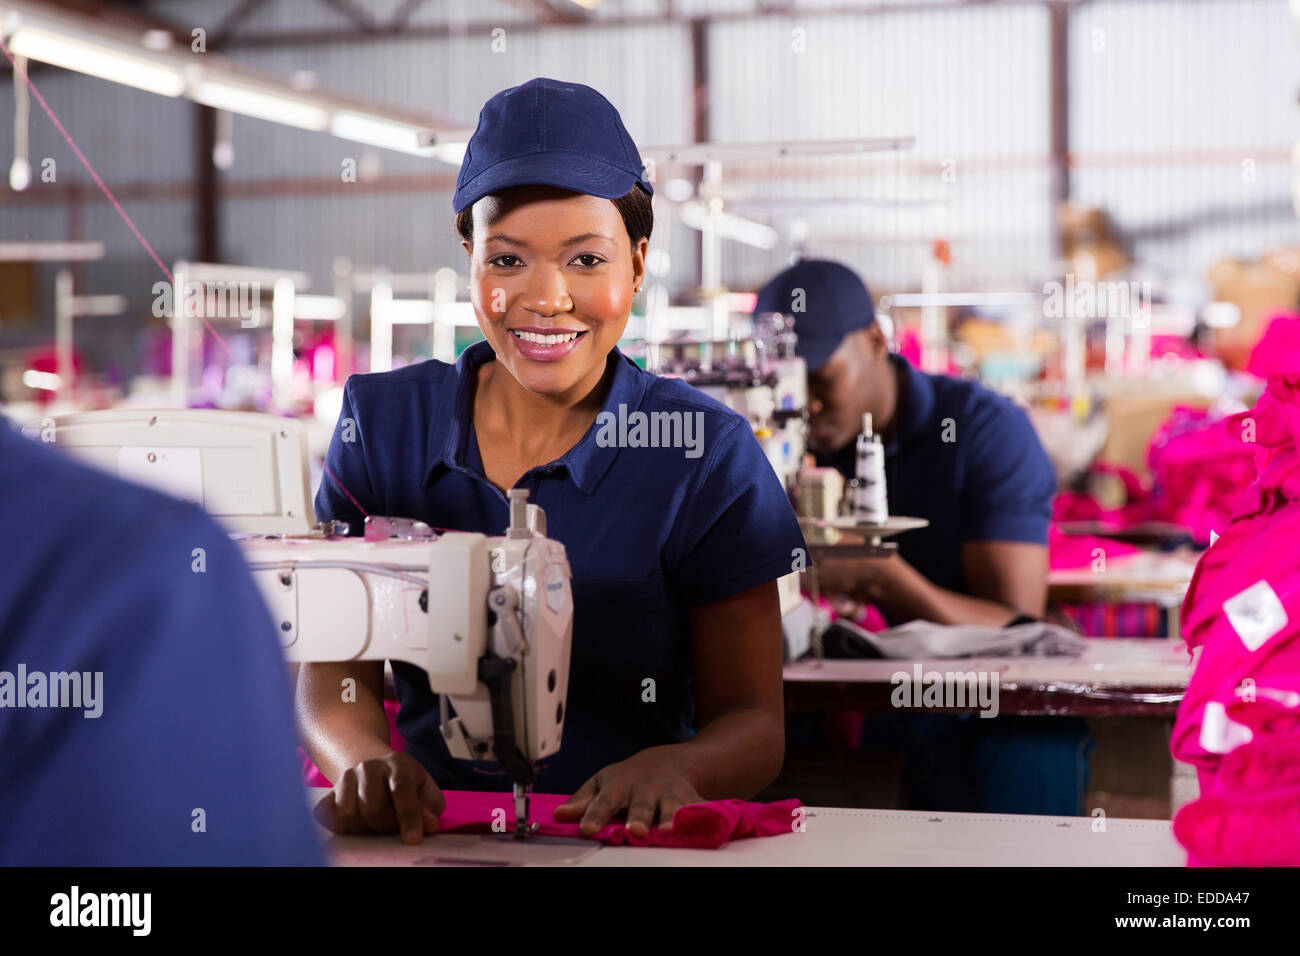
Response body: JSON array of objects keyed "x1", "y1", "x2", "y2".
[{"x1": 321, "y1": 464, "x2": 369, "y2": 517}]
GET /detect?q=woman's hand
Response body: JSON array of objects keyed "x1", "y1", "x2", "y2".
[
  {"x1": 553, "y1": 747, "x2": 703, "y2": 837},
  {"x1": 313, "y1": 752, "x2": 445, "y2": 845}
]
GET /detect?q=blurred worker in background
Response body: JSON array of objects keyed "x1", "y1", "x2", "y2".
[
  {"x1": 759, "y1": 258, "x2": 1054, "y2": 626},
  {"x1": 756, "y1": 259, "x2": 1092, "y2": 816}
]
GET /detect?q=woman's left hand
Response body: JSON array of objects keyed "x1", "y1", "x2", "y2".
[{"x1": 552, "y1": 747, "x2": 703, "y2": 837}]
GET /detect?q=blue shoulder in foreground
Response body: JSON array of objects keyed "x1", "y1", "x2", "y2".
[{"x1": 0, "y1": 423, "x2": 325, "y2": 865}]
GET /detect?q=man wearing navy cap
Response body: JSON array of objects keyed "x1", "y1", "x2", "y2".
[
  {"x1": 757, "y1": 258, "x2": 1054, "y2": 626},
  {"x1": 757, "y1": 260, "x2": 1092, "y2": 816}
]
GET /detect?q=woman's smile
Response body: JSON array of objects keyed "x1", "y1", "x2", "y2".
[{"x1": 507, "y1": 326, "x2": 589, "y2": 362}]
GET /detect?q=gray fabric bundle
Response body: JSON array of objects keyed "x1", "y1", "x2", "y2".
[{"x1": 848, "y1": 619, "x2": 1089, "y2": 659}]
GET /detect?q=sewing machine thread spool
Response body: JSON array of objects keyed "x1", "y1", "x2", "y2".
[{"x1": 849, "y1": 412, "x2": 888, "y2": 523}]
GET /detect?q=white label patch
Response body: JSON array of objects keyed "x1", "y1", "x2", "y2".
[
  {"x1": 1223, "y1": 580, "x2": 1288, "y2": 652},
  {"x1": 1199, "y1": 701, "x2": 1253, "y2": 754}
]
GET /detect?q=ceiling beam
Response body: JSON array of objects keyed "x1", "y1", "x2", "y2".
[
  {"x1": 317, "y1": 0, "x2": 383, "y2": 33},
  {"x1": 210, "y1": 0, "x2": 271, "y2": 49}
]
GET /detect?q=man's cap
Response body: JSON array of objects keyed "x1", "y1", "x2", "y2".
[
  {"x1": 754, "y1": 259, "x2": 876, "y2": 372},
  {"x1": 453, "y1": 78, "x2": 653, "y2": 215}
]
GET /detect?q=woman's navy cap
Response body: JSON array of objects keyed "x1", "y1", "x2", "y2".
[
  {"x1": 453, "y1": 78, "x2": 653, "y2": 214},
  {"x1": 755, "y1": 259, "x2": 876, "y2": 372}
]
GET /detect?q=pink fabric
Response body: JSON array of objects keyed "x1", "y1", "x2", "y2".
[
  {"x1": 1169, "y1": 374, "x2": 1300, "y2": 866},
  {"x1": 434, "y1": 790, "x2": 804, "y2": 849},
  {"x1": 1047, "y1": 525, "x2": 1141, "y2": 570},
  {"x1": 1151, "y1": 334, "x2": 1207, "y2": 362},
  {"x1": 299, "y1": 704, "x2": 803, "y2": 849},
  {"x1": 1050, "y1": 462, "x2": 1154, "y2": 530},
  {"x1": 1246, "y1": 313, "x2": 1300, "y2": 382},
  {"x1": 1147, "y1": 407, "x2": 1257, "y2": 545},
  {"x1": 896, "y1": 329, "x2": 963, "y2": 376},
  {"x1": 300, "y1": 697, "x2": 406, "y2": 788},
  {"x1": 1054, "y1": 417, "x2": 1257, "y2": 549}
]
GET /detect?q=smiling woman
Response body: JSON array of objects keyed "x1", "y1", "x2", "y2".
[
  {"x1": 456, "y1": 185, "x2": 651, "y2": 379},
  {"x1": 460, "y1": 185, "x2": 650, "y2": 491},
  {"x1": 299, "y1": 78, "x2": 807, "y2": 845}
]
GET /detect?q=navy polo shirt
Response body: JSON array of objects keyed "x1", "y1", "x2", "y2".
[
  {"x1": 0, "y1": 422, "x2": 324, "y2": 865},
  {"x1": 315, "y1": 340, "x2": 806, "y2": 794},
  {"x1": 817, "y1": 354, "x2": 1055, "y2": 600}
]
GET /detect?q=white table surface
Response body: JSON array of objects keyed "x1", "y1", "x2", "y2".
[
  {"x1": 784, "y1": 637, "x2": 1196, "y2": 690},
  {"x1": 1047, "y1": 550, "x2": 1199, "y2": 600},
  {"x1": 307, "y1": 789, "x2": 1185, "y2": 867}
]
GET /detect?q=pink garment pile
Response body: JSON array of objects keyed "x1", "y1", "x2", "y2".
[
  {"x1": 1146, "y1": 406, "x2": 1258, "y2": 545},
  {"x1": 1053, "y1": 412, "x2": 1257, "y2": 549},
  {"x1": 1047, "y1": 524, "x2": 1141, "y2": 571},
  {"x1": 1150, "y1": 334, "x2": 1207, "y2": 363},
  {"x1": 1246, "y1": 313, "x2": 1300, "y2": 382},
  {"x1": 1170, "y1": 374, "x2": 1300, "y2": 866},
  {"x1": 434, "y1": 790, "x2": 804, "y2": 849},
  {"x1": 1052, "y1": 461, "x2": 1153, "y2": 531},
  {"x1": 1049, "y1": 469, "x2": 1156, "y2": 636}
]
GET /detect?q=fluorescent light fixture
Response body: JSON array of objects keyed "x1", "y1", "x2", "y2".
[
  {"x1": 679, "y1": 202, "x2": 778, "y2": 249},
  {"x1": 8, "y1": 28, "x2": 185, "y2": 97},
  {"x1": 22, "y1": 369, "x2": 60, "y2": 391},
  {"x1": 2, "y1": 10, "x2": 461, "y2": 157},
  {"x1": 331, "y1": 111, "x2": 434, "y2": 156},
  {"x1": 429, "y1": 141, "x2": 467, "y2": 166},
  {"x1": 0, "y1": 241, "x2": 106, "y2": 261},
  {"x1": 192, "y1": 80, "x2": 328, "y2": 131}
]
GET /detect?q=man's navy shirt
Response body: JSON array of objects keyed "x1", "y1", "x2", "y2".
[
  {"x1": 817, "y1": 354, "x2": 1055, "y2": 601},
  {"x1": 0, "y1": 422, "x2": 324, "y2": 865},
  {"x1": 315, "y1": 340, "x2": 806, "y2": 794}
]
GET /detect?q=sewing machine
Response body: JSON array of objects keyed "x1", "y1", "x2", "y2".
[
  {"x1": 650, "y1": 313, "x2": 818, "y2": 654},
  {"x1": 43, "y1": 408, "x2": 573, "y2": 839},
  {"x1": 652, "y1": 312, "x2": 808, "y2": 490}
]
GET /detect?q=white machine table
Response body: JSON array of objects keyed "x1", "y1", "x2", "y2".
[{"x1": 306, "y1": 788, "x2": 1184, "y2": 866}]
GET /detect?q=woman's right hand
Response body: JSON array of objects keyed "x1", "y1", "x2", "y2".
[{"x1": 312, "y1": 752, "x2": 445, "y2": 845}]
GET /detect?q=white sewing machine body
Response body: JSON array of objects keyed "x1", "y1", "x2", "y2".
[
  {"x1": 44, "y1": 408, "x2": 573, "y2": 833},
  {"x1": 239, "y1": 527, "x2": 572, "y2": 770}
]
